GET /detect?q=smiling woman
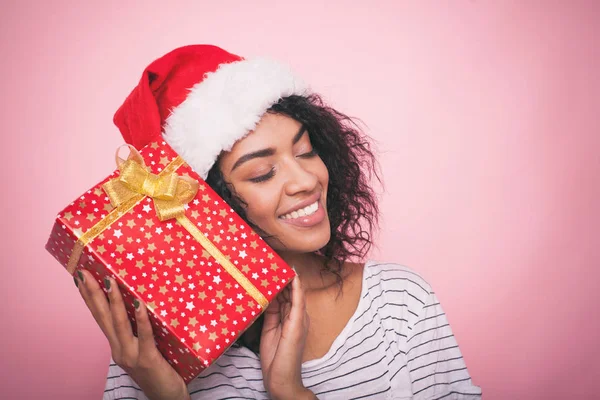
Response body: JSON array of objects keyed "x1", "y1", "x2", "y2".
[{"x1": 74, "y1": 44, "x2": 482, "y2": 400}]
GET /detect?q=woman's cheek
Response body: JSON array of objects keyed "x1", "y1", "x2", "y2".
[{"x1": 244, "y1": 195, "x2": 275, "y2": 227}]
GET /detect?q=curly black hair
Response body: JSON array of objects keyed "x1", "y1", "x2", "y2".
[{"x1": 205, "y1": 93, "x2": 381, "y2": 354}]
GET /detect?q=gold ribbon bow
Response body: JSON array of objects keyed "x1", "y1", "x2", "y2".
[{"x1": 102, "y1": 145, "x2": 199, "y2": 221}]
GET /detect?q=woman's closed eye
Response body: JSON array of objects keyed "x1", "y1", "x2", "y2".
[
  {"x1": 298, "y1": 149, "x2": 318, "y2": 158},
  {"x1": 247, "y1": 150, "x2": 317, "y2": 183},
  {"x1": 248, "y1": 168, "x2": 275, "y2": 183}
]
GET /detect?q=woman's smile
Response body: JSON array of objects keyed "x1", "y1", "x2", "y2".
[{"x1": 278, "y1": 197, "x2": 327, "y2": 228}]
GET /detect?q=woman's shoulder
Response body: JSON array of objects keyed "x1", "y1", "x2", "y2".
[{"x1": 362, "y1": 260, "x2": 433, "y2": 304}]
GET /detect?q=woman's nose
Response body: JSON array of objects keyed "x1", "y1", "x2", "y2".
[{"x1": 283, "y1": 160, "x2": 319, "y2": 195}]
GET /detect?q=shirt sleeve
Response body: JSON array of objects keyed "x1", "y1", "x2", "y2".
[{"x1": 405, "y1": 290, "x2": 482, "y2": 400}]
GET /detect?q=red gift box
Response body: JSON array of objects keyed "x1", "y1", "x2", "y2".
[{"x1": 46, "y1": 140, "x2": 296, "y2": 383}]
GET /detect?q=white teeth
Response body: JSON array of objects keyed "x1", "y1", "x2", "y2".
[{"x1": 281, "y1": 201, "x2": 319, "y2": 220}]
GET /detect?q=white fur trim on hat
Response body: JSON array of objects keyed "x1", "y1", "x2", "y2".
[{"x1": 162, "y1": 57, "x2": 309, "y2": 179}]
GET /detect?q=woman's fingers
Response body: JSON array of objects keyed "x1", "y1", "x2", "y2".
[
  {"x1": 277, "y1": 276, "x2": 308, "y2": 341},
  {"x1": 289, "y1": 276, "x2": 307, "y2": 323},
  {"x1": 291, "y1": 277, "x2": 309, "y2": 339},
  {"x1": 280, "y1": 283, "x2": 292, "y2": 304},
  {"x1": 104, "y1": 276, "x2": 136, "y2": 355},
  {"x1": 76, "y1": 269, "x2": 120, "y2": 353},
  {"x1": 262, "y1": 288, "x2": 282, "y2": 334},
  {"x1": 135, "y1": 299, "x2": 158, "y2": 357}
]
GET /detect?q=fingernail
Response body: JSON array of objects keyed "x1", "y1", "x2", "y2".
[
  {"x1": 103, "y1": 277, "x2": 112, "y2": 292},
  {"x1": 133, "y1": 298, "x2": 140, "y2": 311},
  {"x1": 73, "y1": 276, "x2": 79, "y2": 287},
  {"x1": 77, "y1": 270, "x2": 84, "y2": 283}
]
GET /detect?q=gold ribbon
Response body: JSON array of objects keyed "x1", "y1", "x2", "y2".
[
  {"x1": 102, "y1": 145, "x2": 199, "y2": 221},
  {"x1": 67, "y1": 144, "x2": 268, "y2": 309}
]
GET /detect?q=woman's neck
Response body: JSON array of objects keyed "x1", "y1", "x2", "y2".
[{"x1": 277, "y1": 252, "x2": 341, "y2": 292}]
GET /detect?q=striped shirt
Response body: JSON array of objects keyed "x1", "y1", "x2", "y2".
[{"x1": 103, "y1": 260, "x2": 482, "y2": 399}]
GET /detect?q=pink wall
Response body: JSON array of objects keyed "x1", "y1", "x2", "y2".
[{"x1": 1, "y1": 1, "x2": 598, "y2": 399}]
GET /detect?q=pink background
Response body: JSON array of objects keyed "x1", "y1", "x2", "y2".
[{"x1": 1, "y1": 1, "x2": 598, "y2": 399}]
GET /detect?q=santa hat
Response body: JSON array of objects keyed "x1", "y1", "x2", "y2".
[{"x1": 113, "y1": 44, "x2": 309, "y2": 179}]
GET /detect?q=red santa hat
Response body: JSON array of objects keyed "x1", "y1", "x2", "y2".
[{"x1": 113, "y1": 44, "x2": 309, "y2": 179}]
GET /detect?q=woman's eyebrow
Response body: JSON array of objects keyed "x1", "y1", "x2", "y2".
[
  {"x1": 292, "y1": 126, "x2": 307, "y2": 144},
  {"x1": 230, "y1": 125, "x2": 307, "y2": 173},
  {"x1": 230, "y1": 148, "x2": 275, "y2": 172}
]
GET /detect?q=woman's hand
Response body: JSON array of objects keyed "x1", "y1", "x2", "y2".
[
  {"x1": 74, "y1": 269, "x2": 190, "y2": 400},
  {"x1": 259, "y1": 275, "x2": 316, "y2": 400}
]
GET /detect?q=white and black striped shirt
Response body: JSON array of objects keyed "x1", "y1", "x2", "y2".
[{"x1": 104, "y1": 261, "x2": 482, "y2": 399}]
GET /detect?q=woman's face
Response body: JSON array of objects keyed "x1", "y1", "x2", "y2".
[{"x1": 218, "y1": 113, "x2": 331, "y2": 254}]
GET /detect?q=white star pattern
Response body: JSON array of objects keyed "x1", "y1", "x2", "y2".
[
  {"x1": 113, "y1": 229, "x2": 123, "y2": 238},
  {"x1": 213, "y1": 275, "x2": 222, "y2": 284}
]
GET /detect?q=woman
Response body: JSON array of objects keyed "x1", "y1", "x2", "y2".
[{"x1": 74, "y1": 45, "x2": 482, "y2": 399}]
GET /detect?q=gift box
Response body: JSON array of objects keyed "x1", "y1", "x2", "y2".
[{"x1": 46, "y1": 140, "x2": 296, "y2": 383}]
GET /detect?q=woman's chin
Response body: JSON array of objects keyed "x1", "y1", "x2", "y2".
[
  {"x1": 259, "y1": 213, "x2": 331, "y2": 254},
  {"x1": 268, "y1": 231, "x2": 331, "y2": 255}
]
